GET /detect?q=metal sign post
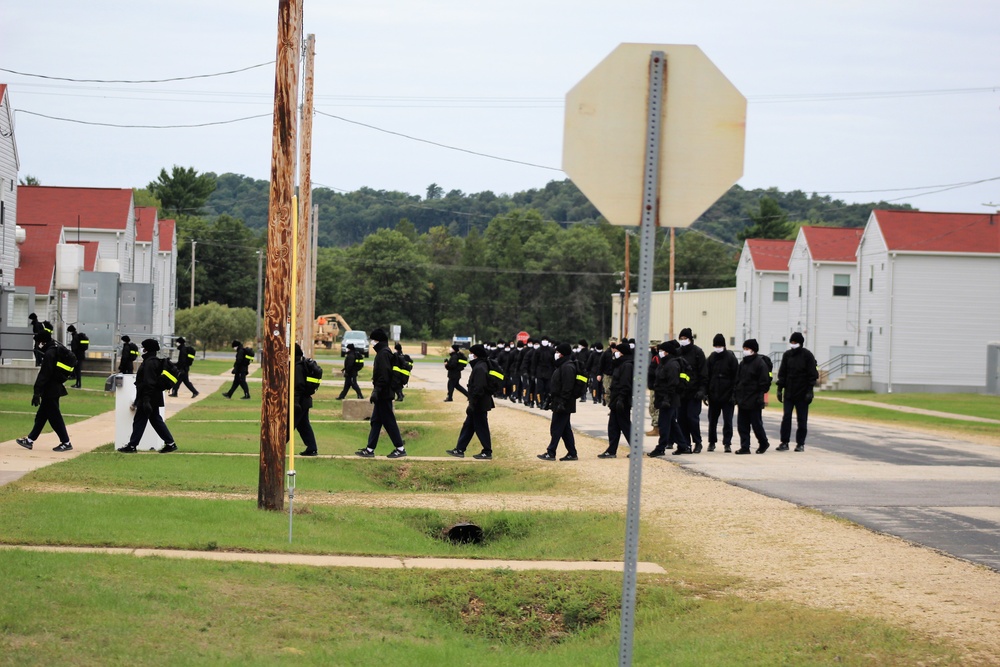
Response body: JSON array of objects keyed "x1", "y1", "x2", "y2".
[{"x1": 618, "y1": 50, "x2": 666, "y2": 667}]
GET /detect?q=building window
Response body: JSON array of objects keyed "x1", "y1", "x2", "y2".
[
  {"x1": 773, "y1": 281, "x2": 788, "y2": 302},
  {"x1": 868, "y1": 266, "x2": 873, "y2": 292},
  {"x1": 833, "y1": 274, "x2": 851, "y2": 297}
]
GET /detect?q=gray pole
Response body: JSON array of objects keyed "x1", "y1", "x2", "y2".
[
  {"x1": 619, "y1": 50, "x2": 666, "y2": 667},
  {"x1": 189, "y1": 240, "x2": 197, "y2": 308}
]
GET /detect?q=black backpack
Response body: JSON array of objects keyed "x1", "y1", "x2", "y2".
[
  {"x1": 183, "y1": 345, "x2": 196, "y2": 366},
  {"x1": 485, "y1": 358, "x2": 505, "y2": 394},
  {"x1": 52, "y1": 343, "x2": 77, "y2": 383},
  {"x1": 77, "y1": 333, "x2": 90, "y2": 351},
  {"x1": 573, "y1": 366, "x2": 589, "y2": 399},
  {"x1": 301, "y1": 357, "x2": 323, "y2": 395},
  {"x1": 676, "y1": 356, "x2": 694, "y2": 396},
  {"x1": 156, "y1": 358, "x2": 181, "y2": 392},
  {"x1": 391, "y1": 352, "x2": 413, "y2": 392},
  {"x1": 761, "y1": 355, "x2": 774, "y2": 392}
]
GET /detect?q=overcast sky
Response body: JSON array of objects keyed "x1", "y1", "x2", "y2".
[{"x1": 3, "y1": 1, "x2": 998, "y2": 218}]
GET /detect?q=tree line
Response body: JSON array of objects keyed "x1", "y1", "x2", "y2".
[{"x1": 141, "y1": 166, "x2": 913, "y2": 341}]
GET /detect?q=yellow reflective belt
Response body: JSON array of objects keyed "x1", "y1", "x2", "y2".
[
  {"x1": 187, "y1": 353, "x2": 195, "y2": 359},
  {"x1": 244, "y1": 355, "x2": 254, "y2": 361},
  {"x1": 489, "y1": 370, "x2": 504, "y2": 380},
  {"x1": 56, "y1": 362, "x2": 74, "y2": 373},
  {"x1": 392, "y1": 366, "x2": 411, "y2": 376},
  {"x1": 458, "y1": 359, "x2": 468, "y2": 365},
  {"x1": 130, "y1": 350, "x2": 139, "y2": 357},
  {"x1": 306, "y1": 376, "x2": 321, "y2": 384},
  {"x1": 680, "y1": 373, "x2": 691, "y2": 382},
  {"x1": 575, "y1": 374, "x2": 587, "y2": 383},
  {"x1": 161, "y1": 370, "x2": 177, "y2": 384}
]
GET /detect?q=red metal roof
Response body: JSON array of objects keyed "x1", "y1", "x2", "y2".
[
  {"x1": 158, "y1": 219, "x2": 176, "y2": 253},
  {"x1": 135, "y1": 206, "x2": 157, "y2": 243},
  {"x1": 800, "y1": 226, "x2": 864, "y2": 262},
  {"x1": 743, "y1": 239, "x2": 793, "y2": 271},
  {"x1": 16, "y1": 222, "x2": 62, "y2": 295},
  {"x1": 18, "y1": 185, "x2": 133, "y2": 231},
  {"x1": 873, "y1": 210, "x2": 1000, "y2": 254}
]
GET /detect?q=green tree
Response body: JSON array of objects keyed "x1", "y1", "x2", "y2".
[
  {"x1": 660, "y1": 231, "x2": 738, "y2": 290},
  {"x1": 19, "y1": 175, "x2": 40, "y2": 186},
  {"x1": 738, "y1": 196, "x2": 794, "y2": 241},
  {"x1": 132, "y1": 188, "x2": 161, "y2": 209},
  {"x1": 175, "y1": 302, "x2": 256, "y2": 351},
  {"x1": 148, "y1": 166, "x2": 217, "y2": 217}
]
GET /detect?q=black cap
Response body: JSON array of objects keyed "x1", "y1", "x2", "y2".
[
  {"x1": 679, "y1": 328, "x2": 693, "y2": 340},
  {"x1": 470, "y1": 343, "x2": 487, "y2": 357},
  {"x1": 370, "y1": 328, "x2": 388, "y2": 342},
  {"x1": 121, "y1": 335, "x2": 131, "y2": 343},
  {"x1": 232, "y1": 340, "x2": 242, "y2": 348},
  {"x1": 742, "y1": 339, "x2": 759, "y2": 353},
  {"x1": 790, "y1": 332, "x2": 804, "y2": 345},
  {"x1": 578, "y1": 339, "x2": 588, "y2": 347},
  {"x1": 713, "y1": 333, "x2": 726, "y2": 347},
  {"x1": 295, "y1": 343, "x2": 303, "y2": 360},
  {"x1": 29, "y1": 313, "x2": 37, "y2": 320},
  {"x1": 347, "y1": 343, "x2": 355, "y2": 350},
  {"x1": 142, "y1": 338, "x2": 160, "y2": 353},
  {"x1": 395, "y1": 343, "x2": 403, "y2": 352},
  {"x1": 67, "y1": 325, "x2": 77, "y2": 333},
  {"x1": 556, "y1": 342, "x2": 572, "y2": 357},
  {"x1": 176, "y1": 337, "x2": 185, "y2": 345},
  {"x1": 658, "y1": 340, "x2": 680, "y2": 354}
]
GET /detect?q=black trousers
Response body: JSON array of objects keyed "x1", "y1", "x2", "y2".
[
  {"x1": 338, "y1": 374, "x2": 363, "y2": 399},
  {"x1": 535, "y1": 376, "x2": 550, "y2": 403},
  {"x1": 127, "y1": 404, "x2": 174, "y2": 447},
  {"x1": 707, "y1": 399, "x2": 734, "y2": 446},
  {"x1": 295, "y1": 403, "x2": 317, "y2": 453},
  {"x1": 677, "y1": 398, "x2": 703, "y2": 446},
  {"x1": 72, "y1": 357, "x2": 84, "y2": 386},
  {"x1": 606, "y1": 405, "x2": 631, "y2": 454},
  {"x1": 446, "y1": 376, "x2": 468, "y2": 400},
  {"x1": 171, "y1": 367, "x2": 197, "y2": 395},
  {"x1": 227, "y1": 372, "x2": 249, "y2": 397},
  {"x1": 455, "y1": 410, "x2": 492, "y2": 454},
  {"x1": 28, "y1": 395, "x2": 70, "y2": 443},
  {"x1": 521, "y1": 375, "x2": 534, "y2": 402},
  {"x1": 780, "y1": 396, "x2": 810, "y2": 446},
  {"x1": 737, "y1": 406, "x2": 769, "y2": 451},
  {"x1": 367, "y1": 399, "x2": 404, "y2": 451},
  {"x1": 546, "y1": 412, "x2": 576, "y2": 456},
  {"x1": 656, "y1": 405, "x2": 687, "y2": 452}
]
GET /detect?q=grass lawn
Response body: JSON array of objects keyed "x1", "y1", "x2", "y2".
[
  {"x1": 810, "y1": 395, "x2": 1000, "y2": 441},
  {"x1": 0, "y1": 550, "x2": 960, "y2": 666},
  {"x1": 0, "y1": 382, "x2": 114, "y2": 443},
  {"x1": 821, "y1": 391, "x2": 1000, "y2": 420}
]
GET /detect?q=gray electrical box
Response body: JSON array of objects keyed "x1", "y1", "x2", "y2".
[
  {"x1": 0, "y1": 286, "x2": 36, "y2": 361},
  {"x1": 120, "y1": 282, "x2": 154, "y2": 340},
  {"x1": 987, "y1": 342, "x2": 1000, "y2": 396},
  {"x1": 77, "y1": 271, "x2": 121, "y2": 350}
]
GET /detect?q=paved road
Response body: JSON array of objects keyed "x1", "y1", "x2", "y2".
[{"x1": 410, "y1": 361, "x2": 1000, "y2": 573}]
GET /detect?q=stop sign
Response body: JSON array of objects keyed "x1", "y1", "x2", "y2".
[
  {"x1": 516, "y1": 331, "x2": 530, "y2": 344},
  {"x1": 563, "y1": 44, "x2": 746, "y2": 228}
]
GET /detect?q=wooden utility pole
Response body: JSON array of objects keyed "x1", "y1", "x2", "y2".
[
  {"x1": 310, "y1": 203, "x2": 319, "y2": 352},
  {"x1": 297, "y1": 33, "x2": 316, "y2": 356},
  {"x1": 259, "y1": 0, "x2": 302, "y2": 511}
]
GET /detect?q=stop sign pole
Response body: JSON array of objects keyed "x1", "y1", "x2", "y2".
[{"x1": 617, "y1": 50, "x2": 666, "y2": 667}]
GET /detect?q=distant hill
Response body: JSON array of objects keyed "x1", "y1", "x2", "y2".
[{"x1": 203, "y1": 173, "x2": 913, "y2": 247}]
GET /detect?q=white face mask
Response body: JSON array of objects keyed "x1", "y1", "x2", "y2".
[
  {"x1": 469, "y1": 354, "x2": 477, "y2": 361},
  {"x1": 542, "y1": 340, "x2": 550, "y2": 347},
  {"x1": 614, "y1": 351, "x2": 622, "y2": 359},
  {"x1": 629, "y1": 342, "x2": 635, "y2": 349},
  {"x1": 713, "y1": 347, "x2": 724, "y2": 353},
  {"x1": 679, "y1": 339, "x2": 691, "y2": 347},
  {"x1": 658, "y1": 350, "x2": 666, "y2": 358},
  {"x1": 789, "y1": 343, "x2": 800, "y2": 350},
  {"x1": 533, "y1": 344, "x2": 540, "y2": 349},
  {"x1": 554, "y1": 352, "x2": 562, "y2": 360},
  {"x1": 743, "y1": 349, "x2": 754, "y2": 356}
]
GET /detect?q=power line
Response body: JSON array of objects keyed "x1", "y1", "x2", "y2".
[
  {"x1": 16, "y1": 109, "x2": 271, "y2": 129},
  {"x1": 0, "y1": 62, "x2": 274, "y2": 84}
]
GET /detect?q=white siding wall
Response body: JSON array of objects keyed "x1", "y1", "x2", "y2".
[
  {"x1": 0, "y1": 92, "x2": 17, "y2": 288},
  {"x1": 857, "y1": 222, "x2": 890, "y2": 388},
  {"x1": 888, "y1": 254, "x2": 1000, "y2": 391},
  {"x1": 812, "y1": 263, "x2": 858, "y2": 365},
  {"x1": 735, "y1": 257, "x2": 789, "y2": 355},
  {"x1": 134, "y1": 242, "x2": 153, "y2": 283}
]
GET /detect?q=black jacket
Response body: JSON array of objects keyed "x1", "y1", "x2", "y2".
[
  {"x1": 466, "y1": 358, "x2": 496, "y2": 413},
  {"x1": 445, "y1": 350, "x2": 468, "y2": 379},
  {"x1": 294, "y1": 358, "x2": 312, "y2": 410},
  {"x1": 599, "y1": 347, "x2": 615, "y2": 376},
  {"x1": 678, "y1": 342, "x2": 707, "y2": 399},
  {"x1": 777, "y1": 347, "x2": 819, "y2": 400},
  {"x1": 549, "y1": 357, "x2": 578, "y2": 414},
  {"x1": 706, "y1": 349, "x2": 739, "y2": 403},
  {"x1": 574, "y1": 348, "x2": 592, "y2": 376},
  {"x1": 520, "y1": 346, "x2": 535, "y2": 377},
  {"x1": 118, "y1": 341, "x2": 139, "y2": 374},
  {"x1": 608, "y1": 353, "x2": 634, "y2": 412},
  {"x1": 135, "y1": 352, "x2": 165, "y2": 409},
  {"x1": 371, "y1": 340, "x2": 394, "y2": 401},
  {"x1": 343, "y1": 348, "x2": 362, "y2": 377},
  {"x1": 233, "y1": 346, "x2": 252, "y2": 373},
  {"x1": 177, "y1": 344, "x2": 196, "y2": 370},
  {"x1": 534, "y1": 345, "x2": 555, "y2": 380},
  {"x1": 734, "y1": 354, "x2": 771, "y2": 410},
  {"x1": 33, "y1": 342, "x2": 69, "y2": 400},
  {"x1": 70, "y1": 331, "x2": 87, "y2": 357},
  {"x1": 653, "y1": 354, "x2": 682, "y2": 410}
]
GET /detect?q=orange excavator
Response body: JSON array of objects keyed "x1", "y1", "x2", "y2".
[{"x1": 314, "y1": 313, "x2": 351, "y2": 349}]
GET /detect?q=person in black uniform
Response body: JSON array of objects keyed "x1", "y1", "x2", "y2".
[
  {"x1": 537, "y1": 343, "x2": 580, "y2": 461},
  {"x1": 16, "y1": 330, "x2": 74, "y2": 452},
  {"x1": 67, "y1": 324, "x2": 87, "y2": 388},
  {"x1": 223, "y1": 339, "x2": 252, "y2": 399},
  {"x1": 393, "y1": 342, "x2": 412, "y2": 401},
  {"x1": 734, "y1": 339, "x2": 771, "y2": 455},
  {"x1": 28, "y1": 313, "x2": 46, "y2": 366},
  {"x1": 534, "y1": 336, "x2": 556, "y2": 410},
  {"x1": 521, "y1": 339, "x2": 537, "y2": 407},
  {"x1": 117, "y1": 338, "x2": 177, "y2": 453},
  {"x1": 776, "y1": 331, "x2": 820, "y2": 452},
  {"x1": 356, "y1": 328, "x2": 407, "y2": 459},
  {"x1": 169, "y1": 337, "x2": 199, "y2": 398},
  {"x1": 649, "y1": 340, "x2": 688, "y2": 456},
  {"x1": 337, "y1": 343, "x2": 365, "y2": 399},
  {"x1": 600, "y1": 342, "x2": 634, "y2": 458},
  {"x1": 293, "y1": 343, "x2": 319, "y2": 457},
  {"x1": 443, "y1": 343, "x2": 469, "y2": 402},
  {"x1": 118, "y1": 335, "x2": 140, "y2": 374},
  {"x1": 677, "y1": 328, "x2": 708, "y2": 453},
  {"x1": 510, "y1": 340, "x2": 525, "y2": 402},
  {"x1": 705, "y1": 333, "x2": 738, "y2": 452},
  {"x1": 446, "y1": 343, "x2": 494, "y2": 460},
  {"x1": 574, "y1": 340, "x2": 591, "y2": 404}
]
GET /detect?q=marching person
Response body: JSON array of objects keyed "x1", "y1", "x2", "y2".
[
  {"x1": 169, "y1": 337, "x2": 199, "y2": 398},
  {"x1": 293, "y1": 343, "x2": 319, "y2": 457},
  {"x1": 648, "y1": 340, "x2": 689, "y2": 456},
  {"x1": 356, "y1": 328, "x2": 407, "y2": 459},
  {"x1": 677, "y1": 328, "x2": 708, "y2": 453},
  {"x1": 445, "y1": 343, "x2": 494, "y2": 460},
  {"x1": 589, "y1": 341, "x2": 605, "y2": 404},
  {"x1": 28, "y1": 313, "x2": 45, "y2": 366},
  {"x1": 118, "y1": 335, "x2": 139, "y2": 375},
  {"x1": 521, "y1": 338, "x2": 537, "y2": 407},
  {"x1": 394, "y1": 343, "x2": 412, "y2": 401},
  {"x1": 734, "y1": 339, "x2": 771, "y2": 455},
  {"x1": 776, "y1": 332, "x2": 819, "y2": 452},
  {"x1": 117, "y1": 339, "x2": 178, "y2": 454},
  {"x1": 443, "y1": 343, "x2": 469, "y2": 402},
  {"x1": 223, "y1": 339, "x2": 252, "y2": 400},
  {"x1": 337, "y1": 343, "x2": 365, "y2": 400},
  {"x1": 533, "y1": 336, "x2": 555, "y2": 409},
  {"x1": 16, "y1": 330, "x2": 74, "y2": 452},
  {"x1": 705, "y1": 333, "x2": 738, "y2": 452},
  {"x1": 599, "y1": 342, "x2": 634, "y2": 459},
  {"x1": 537, "y1": 343, "x2": 579, "y2": 461},
  {"x1": 67, "y1": 324, "x2": 87, "y2": 388}
]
